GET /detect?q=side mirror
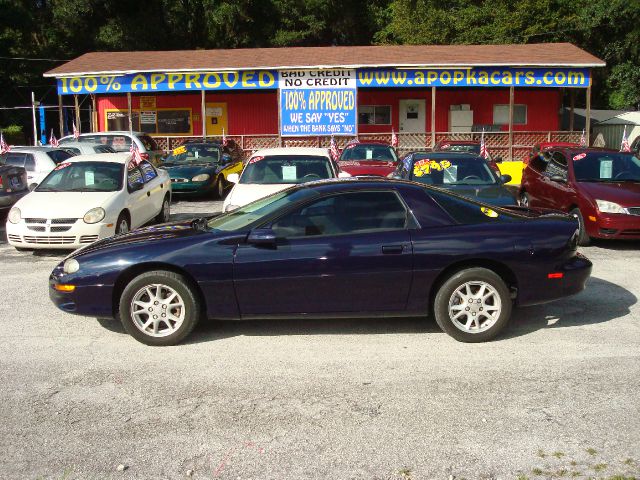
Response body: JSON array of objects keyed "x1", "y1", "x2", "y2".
[
  {"x1": 247, "y1": 228, "x2": 276, "y2": 247},
  {"x1": 222, "y1": 153, "x2": 232, "y2": 164},
  {"x1": 494, "y1": 156, "x2": 503, "y2": 163},
  {"x1": 550, "y1": 174, "x2": 566, "y2": 183},
  {"x1": 500, "y1": 174, "x2": 512, "y2": 184},
  {"x1": 338, "y1": 171, "x2": 351, "y2": 178},
  {"x1": 227, "y1": 173, "x2": 239, "y2": 184}
]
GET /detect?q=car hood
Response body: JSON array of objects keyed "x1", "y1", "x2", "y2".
[
  {"x1": 14, "y1": 191, "x2": 117, "y2": 218},
  {"x1": 440, "y1": 184, "x2": 517, "y2": 206},
  {"x1": 226, "y1": 183, "x2": 292, "y2": 208},
  {"x1": 338, "y1": 160, "x2": 397, "y2": 177},
  {"x1": 163, "y1": 164, "x2": 219, "y2": 178},
  {"x1": 578, "y1": 181, "x2": 640, "y2": 207}
]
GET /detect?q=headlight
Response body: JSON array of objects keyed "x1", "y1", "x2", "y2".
[
  {"x1": 225, "y1": 204, "x2": 240, "y2": 212},
  {"x1": 191, "y1": 174, "x2": 210, "y2": 182},
  {"x1": 8, "y1": 207, "x2": 21, "y2": 224},
  {"x1": 63, "y1": 258, "x2": 80, "y2": 274},
  {"x1": 83, "y1": 207, "x2": 105, "y2": 224},
  {"x1": 595, "y1": 199, "x2": 626, "y2": 214}
]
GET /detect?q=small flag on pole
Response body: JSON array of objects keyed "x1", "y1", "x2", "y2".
[
  {"x1": 73, "y1": 122, "x2": 80, "y2": 140},
  {"x1": 329, "y1": 135, "x2": 340, "y2": 161},
  {"x1": 391, "y1": 128, "x2": 398, "y2": 148},
  {"x1": 480, "y1": 129, "x2": 488, "y2": 159},
  {"x1": 129, "y1": 141, "x2": 143, "y2": 166},
  {"x1": 0, "y1": 132, "x2": 10, "y2": 154},
  {"x1": 579, "y1": 129, "x2": 587, "y2": 147},
  {"x1": 620, "y1": 126, "x2": 631, "y2": 152},
  {"x1": 49, "y1": 129, "x2": 60, "y2": 147}
]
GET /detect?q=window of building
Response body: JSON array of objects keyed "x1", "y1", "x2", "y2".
[
  {"x1": 105, "y1": 109, "x2": 192, "y2": 135},
  {"x1": 359, "y1": 105, "x2": 391, "y2": 125},
  {"x1": 493, "y1": 104, "x2": 527, "y2": 125}
]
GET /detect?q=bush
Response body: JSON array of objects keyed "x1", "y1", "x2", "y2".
[{"x1": 1, "y1": 125, "x2": 26, "y2": 145}]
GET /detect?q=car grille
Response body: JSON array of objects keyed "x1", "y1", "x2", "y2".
[
  {"x1": 627, "y1": 207, "x2": 640, "y2": 216},
  {"x1": 171, "y1": 178, "x2": 189, "y2": 183},
  {"x1": 79, "y1": 235, "x2": 99, "y2": 244},
  {"x1": 24, "y1": 218, "x2": 78, "y2": 232},
  {"x1": 7, "y1": 234, "x2": 22, "y2": 243},
  {"x1": 620, "y1": 229, "x2": 640, "y2": 236},
  {"x1": 23, "y1": 236, "x2": 75, "y2": 245},
  {"x1": 24, "y1": 218, "x2": 46, "y2": 224},
  {"x1": 27, "y1": 226, "x2": 46, "y2": 232}
]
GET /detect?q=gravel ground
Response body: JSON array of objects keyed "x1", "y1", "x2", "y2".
[{"x1": 0, "y1": 198, "x2": 639, "y2": 480}]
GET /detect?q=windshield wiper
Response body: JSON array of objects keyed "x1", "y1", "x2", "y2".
[{"x1": 36, "y1": 187, "x2": 62, "y2": 192}]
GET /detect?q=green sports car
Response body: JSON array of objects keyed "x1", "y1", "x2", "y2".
[{"x1": 161, "y1": 142, "x2": 244, "y2": 198}]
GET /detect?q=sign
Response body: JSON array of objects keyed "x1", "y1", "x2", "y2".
[
  {"x1": 279, "y1": 70, "x2": 357, "y2": 137},
  {"x1": 57, "y1": 70, "x2": 278, "y2": 95},
  {"x1": 356, "y1": 67, "x2": 591, "y2": 88},
  {"x1": 140, "y1": 111, "x2": 157, "y2": 124},
  {"x1": 139, "y1": 96, "x2": 156, "y2": 110}
]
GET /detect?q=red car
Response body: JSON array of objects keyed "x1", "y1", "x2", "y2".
[
  {"x1": 519, "y1": 147, "x2": 640, "y2": 245},
  {"x1": 523, "y1": 142, "x2": 578, "y2": 164},
  {"x1": 337, "y1": 142, "x2": 399, "y2": 177},
  {"x1": 434, "y1": 140, "x2": 501, "y2": 172}
]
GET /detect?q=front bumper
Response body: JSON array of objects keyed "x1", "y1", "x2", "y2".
[
  {"x1": 49, "y1": 272, "x2": 114, "y2": 318},
  {"x1": 7, "y1": 220, "x2": 116, "y2": 249},
  {"x1": 586, "y1": 213, "x2": 640, "y2": 240},
  {"x1": 169, "y1": 181, "x2": 212, "y2": 195},
  {"x1": 0, "y1": 190, "x2": 28, "y2": 210}
]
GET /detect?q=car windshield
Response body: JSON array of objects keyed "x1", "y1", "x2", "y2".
[
  {"x1": 573, "y1": 152, "x2": 640, "y2": 182},
  {"x1": 240, "y1": 155, "x2": 333, "y2": 184},
  {"x1": 36, "y1": 162, "x2": 124, "y2": 192},
  {"x1": 410, "y1": 155, "x2": 497, "y2": 185},
  {"x1": 340, "y1": 144, "x2": 397, "y2": 162},
  {"x1": 65, "y1": 135, "x2": 132, "y2": 152},
  {"x1": 164, "y1": 144, "x2": 221, "y2": 165},
  {"x1": 438, "y1": 143, "x2": 481, "y2": 154},
  {"x1": 207, "y1": 188, "x2": 317, "y2": 232}
]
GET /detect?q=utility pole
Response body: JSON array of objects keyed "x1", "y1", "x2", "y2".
[{"x1": 31, "y1": 92, "x2": 38, "y2": 146}]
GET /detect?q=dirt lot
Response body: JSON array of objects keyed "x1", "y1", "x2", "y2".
[{"x1": 0, "y1": 198, "x2": 639, "y2": 480}]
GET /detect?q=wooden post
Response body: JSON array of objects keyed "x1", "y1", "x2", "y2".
[
  {"x1": 58, "y1": 94, "x2": 64, "y2": 137},
  {"x1": 508, "y1": 86, "x2": 514, "y2": 161},
  {"x1": 569, "y1": 89, "x2": 575, "y2": 132},
  {"x1": 127, "y1": 92, "x2": 133, "y2": 134},
  {"x1": 585, "y1": 85, "x2": 592, "y2": 146},
  {"x1": 74, "y1": 94, "x2": 81, "y2": 132},
  {"x1": 431, "y1": 86, "x2": 436, "y2": 148},
  {"x1": 201, "y1": 90, "x2": 206, "y2": 140},
  {"x1": 91, "y1": 95, "x2": 97, "y2": 132}
]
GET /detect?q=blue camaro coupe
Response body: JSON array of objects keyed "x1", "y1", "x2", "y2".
[{"x1": 49, "y1": 178, "x2": 591, "y2": 346}]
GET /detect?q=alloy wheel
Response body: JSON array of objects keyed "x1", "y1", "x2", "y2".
[
  {"x1": 130, "y1": 283, "x2": 186, "y2": 337},
  {"x1": 448, "y1": 281, "x2": 502, "y2": 334}
]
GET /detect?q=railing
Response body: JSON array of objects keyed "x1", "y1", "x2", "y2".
[{"x1": 153, "y1": 131, "x2": 583, "y2": 161}]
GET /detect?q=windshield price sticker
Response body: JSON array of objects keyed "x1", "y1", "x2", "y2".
[
  {"x1": 55, "y1": 162, "x2": 71, "y2": 171},
  {"x1": 600, "y1": 159, "x2": 613, "y2": 179},
  {"x1": 573, "y1": 153, "x2": 586, "y2": 161},
  {"x1": 440, "y1": 143, "x2": 451, "y2": 150},
  {"x1": 173, "y1": 145, "x2": 187, "y2": 155},
  {"x1": 413, "y1": 159, "x2": 452, "y2": 177},
  {"x1": 282, "y1": 165, "x2": 297, "y2": 181},
  {"x1": 248, "y1": 156, "x2": 264, "y2": 164}
]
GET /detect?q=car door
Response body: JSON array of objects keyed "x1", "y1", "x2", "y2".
[
  {"x1": 522, "y1": 150, "x2": 552, "y2": 207},
  {"x1": 540, "y1": 151, "x2": 573, "y2": 211},
  {"x1": 138, "y1": 160, "x2": 165, "y2": 214},
  {"x1": 125, "y1": 163, "x2": 150, "y2": 228},
  {"x1": 233, "y1": 190, "x2": 414, "y2": 316}
]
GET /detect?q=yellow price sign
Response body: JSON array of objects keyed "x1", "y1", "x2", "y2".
[
  {"x1": 481, "y1": 207, "x2": 499, "y2": 218},
  {"x1": 413, "y1": 159, "x2": 452, "y2": 177},
  {"x1": 173, "y1": 145, "x2": 187, "y2": 155}
]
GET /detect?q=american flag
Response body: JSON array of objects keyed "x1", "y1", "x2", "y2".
[
  {"x1": 579, "y1": 129, "x2": 587, "y2": 147},
  {"x1": 329, "y1": 135, "x2": 340, "y2": 161},
  {"x1": 49, "y1": 129, "x2": 60, "y2": 147},
  {"x1": 0, "y1": 132, "x2": 10, "y2": 154},
  {"x1": 391, "y1": 128, "x2": 398, "y2": 148},
  {"x1": 480, "y1": 129, "x2": 488, "y2": 159},
  {"x1": 620, "y1": 126, "x2": 631, "y2": 152},
  {"x1": 222, "y1": 127, "x2": 228, "y2": 147},
  {"x1": 130, "y1": 141, "x2": 143, "y2": 166},
  {"x1": 73, "y1": 122, "x2": 80, "y2": 139}
]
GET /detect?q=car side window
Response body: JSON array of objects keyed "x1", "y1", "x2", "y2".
[
  {"x1": 127, "y1": 165, "x2": 144, "y2": 191},
  {"x1": 3, "y1": 153, "x2": 26, "y2": 168},
  {"x1": 139, "y1": 161, "x2": 158, "y2": 182},
  {"x1": 47, "y1": 150, "x2": 73, "y2": 163},
  {"x1": 270, "y1": 191, "x2": 408, "y2": 238},
  {"x1": 545, "y1": 152, "x2": 568, "y2": 180},
  {"x1": 24, "y1": 154, "x2": 36, "y2": 171},
  {"x1": 529, "y1": 150, "x2": 551, "y2": 172}
]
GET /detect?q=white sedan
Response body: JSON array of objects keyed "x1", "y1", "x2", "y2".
[
  {"x1": 6, "y1": 153, "x2": 171, "y2": 250},
  {"x1": 222, "y1": 147, "x2": 350, "y2": 212}
]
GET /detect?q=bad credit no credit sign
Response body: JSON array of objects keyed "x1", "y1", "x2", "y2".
[{"x1": 279, "y1": 70, "x2": 357, "y2": 137}]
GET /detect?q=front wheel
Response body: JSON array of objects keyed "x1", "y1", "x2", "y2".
[
  {"x1": 115, "y1": 212, "x2": 130, "y2": 235},
  {"x1": 155, "y1": 195, "x2": 171, "y2": 223},
  {"x1": 118, "y1": 270, "x2": 201, "y2": 346},
  {"x1": 433, "y1": 268, "x2": 512, "y2": 343},
  {"x1": 519, "y1": 192, "x2": 530, "y2": 207},
  {"x1": 214, "y1": 176, "x2": 226, "y2": 199},
  {"x1": 570, "y1": 208, "x2": 590, "y2": 246}
]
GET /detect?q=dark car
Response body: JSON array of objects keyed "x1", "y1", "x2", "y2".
[
  {"x1": 434, "y1": 140, "x2": 502, "y2": 172},
  {"x1": 0, "y1": 160, "x2": 29, "y2": 212},
  {"x1": 337, "y1": 142, "x2": 399, "y2": 177},
  {"x1": 49, "y1": 178, "x2": 591, "y2": 346},
  {"x1": 392, "y1": 152, "x2": 517, "y2": 206},
  {"x1": 161, "y1": 142, "x2": 243, "y2": 198},
  {"x1": 519, "y1": 147, "x2": 640, "y2": 245}
]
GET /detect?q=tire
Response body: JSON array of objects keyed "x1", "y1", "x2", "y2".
[
  {"x1": 570, "y1": 208, "x2": 590, "y2": 246},
  {"x1": 118, "y1": 270, "x2": 201, "y2": 346},
  {"x1": 115, "y1": 212, "x2": 130, "y2": 235},
  {"x1": 155, "y1": 195, "x2": 171, "y2": 224},
  {"x1": 14, "y1": 247, "x2": 29, "y2": 252},
  {"x1": 433, "y1": 267, "x2": 512, "y2": 343},
  {"x1": 214, "y1": 176, "x2": 226, "y2": 199},
  {"x1": 519, "y1": 191, "x2": 530, "y2": 207}
]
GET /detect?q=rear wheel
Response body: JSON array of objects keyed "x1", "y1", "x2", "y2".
[
  {"x1": 118, "y1": 270, "x2": 201, "y2": 346},
  {"x1": 570, "y1": 208, "x2": 590, "y2": 246},
  {"x1": 433, "y1": 267, "x2": 512, "y2": 343},
  {"x1": 115, "y1": 212, "x2": 130, "y2": 235},
  {"x1": 519, "y1": 191, "x2": 530, "y2": 207}
]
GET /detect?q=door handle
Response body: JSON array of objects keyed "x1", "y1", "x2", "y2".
[{"x1": 382, "y1": 244, "x2": 404, "y2": 254}]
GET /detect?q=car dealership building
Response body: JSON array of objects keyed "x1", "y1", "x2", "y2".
[{"x1": 45, "y1": 42, "x2": 604, "y2": 175}]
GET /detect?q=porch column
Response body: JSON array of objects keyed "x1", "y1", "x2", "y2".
[
  {"x1": 585, "y1": 86, "x2": 591, "y2": 146},
  {"x1": 201, "y1": 90, "x2": 206, "y2": 140},
  {"x1": 91, "y1": 95, "x2": 97, "y2": 132},
  {"x1": 508, "y1": 86, "x2": 514, "y2": 161},
  {"x1": 74, "y1": 94, "x2": 81, "y2": 132},
  {"x1": 127, "y1": 92, "x2": 133, "y2": 134},
  {"x1": 58, "y1": 94, "x2": 64, "y2": 137},
  {"x1": 431, "y1": 86, "x2": 436, "y2": 148},
  {"x1": 569, "y1": 89, "x2": 575, "y2": 132}
]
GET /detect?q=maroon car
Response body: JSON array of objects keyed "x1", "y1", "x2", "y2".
[
  {"x1": 519, "y1": 147, "x2": 640, "y2": 245},
  {"x1": 337, "y1": 142, "x2": 398, "y2": 177}
]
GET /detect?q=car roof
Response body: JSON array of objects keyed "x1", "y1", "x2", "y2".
[
  {"x1": 66, "y1": 152, "x2": 132, "y2": 164},
  {"x1": 10, "y1": 146, "x2": 63, "y2": 152},
  {"x1": 437, "y1": 140, "x2": 480, "y2": 145},
  {"x1": 58, "y1": 141, "x2": 111, "y2": 148},
  {"x1": 412, "y1": 151, "x2": 483, "y2": 160},
  {"x1": 538, "y1": 142, "x2": 579, "y2": 149},
  {"x1": 346, "y1": 141, "x2": 392, "y2": 147},
  {"x1": 251, "y1": 147, "x2": 331, "y2": 157},
  {"x1": 563, "y1": 147, "x2": 634, "y2": 154}
]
